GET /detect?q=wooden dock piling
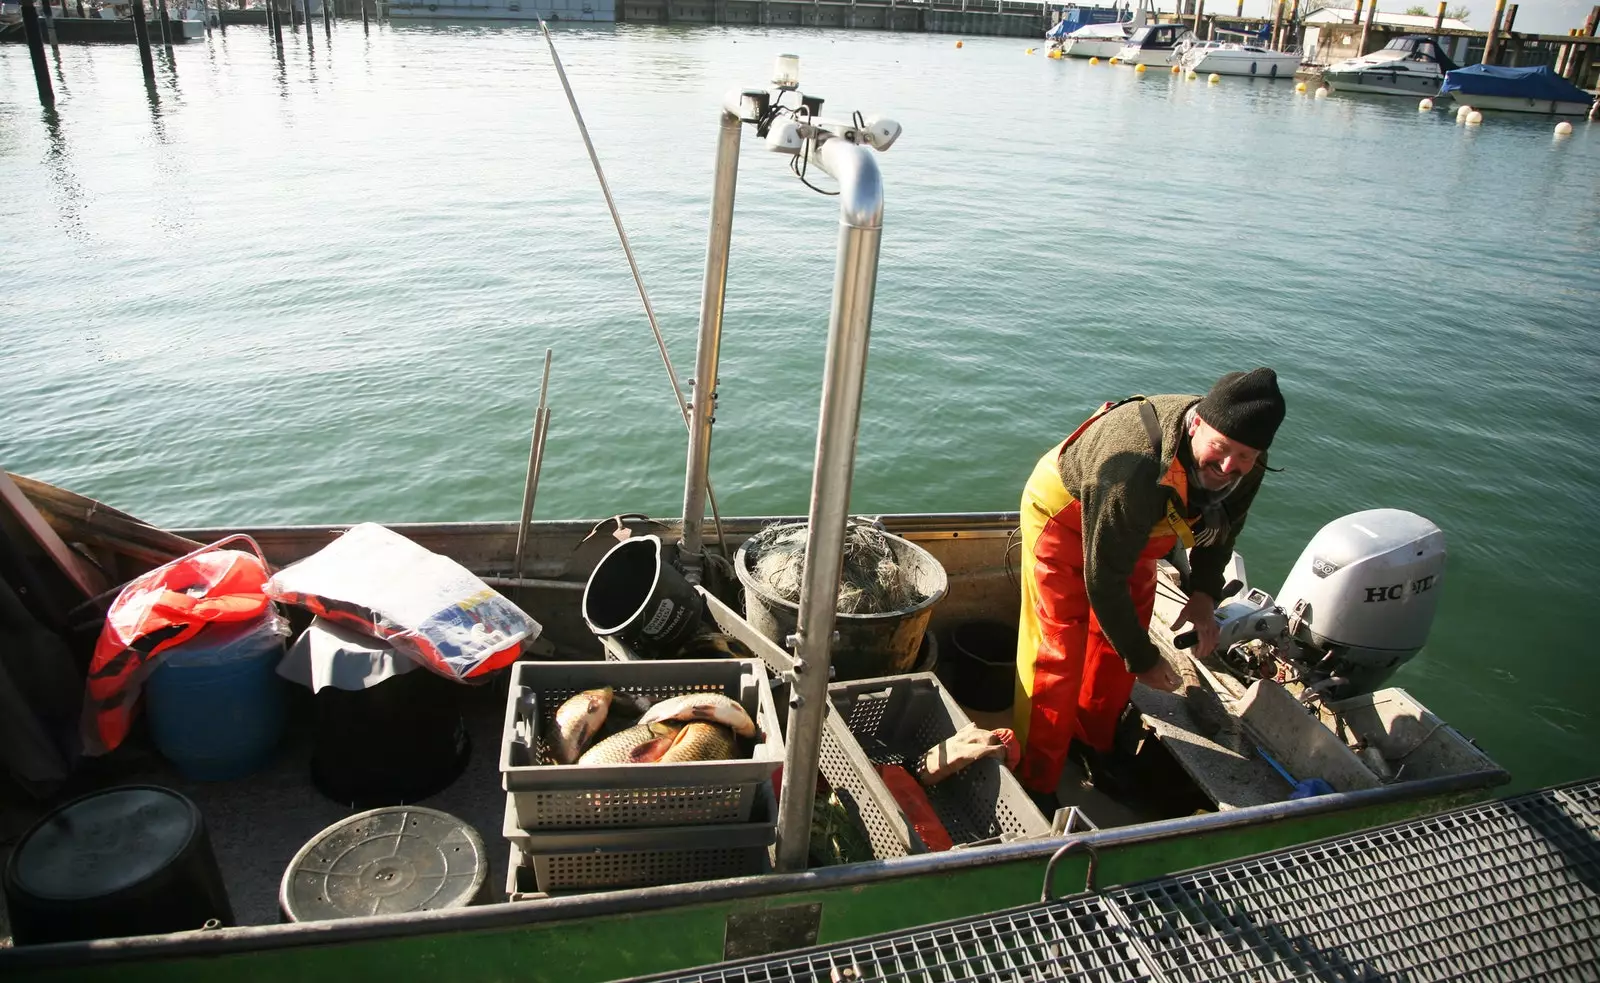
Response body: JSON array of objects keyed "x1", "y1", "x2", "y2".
[
  {"x1": 1358, "y1": 0, "x2": 1376, "y2": 55},
  {"x1": 1503, "y1": 4, "x2": 1520, "y2": 64},
  {"x1": 1482, "y1": 0, "x2": 1505, "y2": 62},
  {"x1": 131, "y1": 0, "x2": 156, "y2": 81},
  {"x1": 271, "y1": 0, "x2": 284, "y2": 45},
  {"x1": 1284, "y1": 0, "x2": 1299, "y2": 51},
  {"x1": 303, "y1": 0, "x2": 314, "y2": 44},
  {"x1": 290, "y1": 0, "x2": 299, "y2": 32},
  {"x1": 20, "y1": 0, "x2": 54, "y2": 107},
  {"x1": 361, "y1": 0, "x2": 368, "y2": 30},
  {"x1": 322, "y1": 0, "x2": 331, "y2": 37},
  {"x1": 156, "y1": 0, "x2": 173, "y2": 49},
  {"x1": 1572, "y1": 5, "x2": 1600, "y2": 84}
]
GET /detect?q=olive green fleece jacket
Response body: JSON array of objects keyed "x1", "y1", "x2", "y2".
[{"x1": 1054, "y1": 394, "x2": 1267, "y2": 675}]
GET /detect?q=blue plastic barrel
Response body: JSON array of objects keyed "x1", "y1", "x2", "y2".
[{"x1": 145, "y1": 608, "x2": 288, "y2": 781}]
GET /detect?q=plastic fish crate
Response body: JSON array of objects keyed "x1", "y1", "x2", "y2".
[
  {"x1": 503, "y1": 782, "x2": 776, "y2": 894},
  {"x1": 819, "y1": 672, "x2": 1051, "y2": 859},
  {"x1": 499, "y1": 659, "x2": 783, "y2": 831}
]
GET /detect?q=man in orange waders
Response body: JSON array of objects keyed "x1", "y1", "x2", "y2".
[{"x1": 1014, "y1": 368, "x2": 1286, "y2": 805}]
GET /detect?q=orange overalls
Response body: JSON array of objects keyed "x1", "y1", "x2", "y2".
[{"x1": 1013, "y1": 398, "x2": 1197, "y2": 795}]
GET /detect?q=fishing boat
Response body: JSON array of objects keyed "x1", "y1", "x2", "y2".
[
  {"x1": 1440, "y1": 64, "x2": 1596, "y2": 115},
  {"x1": 0, "y1": 55, "x2": 1509, "y2": 983},
  {"x1": 1323, "y1": 34, "x2": 1457, "y2": 97},
  {"x1": 1176, "y1": 30, "x2": 1301, "y2": 78},
  {"x1": 1111, "y1": 22, "x2": 1194, "y2": 68}
]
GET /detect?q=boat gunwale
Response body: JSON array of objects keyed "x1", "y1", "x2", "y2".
[{"x1": 0, "y1": 767, "x2": 1509, "y2": 970}]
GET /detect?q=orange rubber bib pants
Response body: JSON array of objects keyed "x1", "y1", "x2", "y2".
[{"x1": 1013, "y1": 403, "x2": 1193, "y2": 795}]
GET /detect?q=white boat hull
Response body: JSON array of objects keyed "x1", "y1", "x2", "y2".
[
  {"x1": 1060, "y1": 36, "x2": 1126, "y2": 58},
  {"x1": 1323, "y1": 69, "x2": 1442, "y2": 97},
  {"x1": 1446, "y1": 92, "x2": 1592, "y2": 115},
  {"x1": 1184, "y1": 50, "x2": 1300, "y2": 78},
  {"x1": 1114, "y1": 44, "x2": 1179, "y2": 67}
]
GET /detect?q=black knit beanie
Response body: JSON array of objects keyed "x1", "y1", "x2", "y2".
[{"x1": 1197, "y1": 368, "x2": 1286, "y2": 450}]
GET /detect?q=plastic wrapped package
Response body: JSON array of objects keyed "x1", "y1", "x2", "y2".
[{"x1": 265, "y1": 523, "x2": 540, "y2": 680}]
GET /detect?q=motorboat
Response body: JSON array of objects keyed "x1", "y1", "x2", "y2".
[
  {"x1": 1113, "y1": 22, "x2": 1194, "y2": 68},
  {"x1": 1323, "y1": 35, "x2": 1457, "y2": 97},
  {"x1": 1177, "y1": 32, "x2": 1301, "y2": 78},
  {"x1": 1047, "y1": 1, "x2": 1142, "y2": 59},
  {"x1": 1057, "y1": 21, "x2": 1135, "y2": 59},
  {"x1": 1441, "y1": 64, "x2": 1595, "y2": 115}
]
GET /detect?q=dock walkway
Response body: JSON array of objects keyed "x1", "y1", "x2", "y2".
[{"x1": 629, "y1": 779, "x2": 1600, "y2": 982}]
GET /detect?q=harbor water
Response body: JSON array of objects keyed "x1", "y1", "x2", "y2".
[{"x1": 2, "y1": 24, "x2": 1597, "y2": 795}]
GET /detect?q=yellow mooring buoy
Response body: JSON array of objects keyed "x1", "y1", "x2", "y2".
[
  {"x1": 1089, "y1": 56, "x2": 1100, "y2": 64},
  {"x1": 1208, "y1": 73, "x2": 1221, "y2": 84},
  {"x1": 1187, "y1": 70, "x2": 1198, "y2": 79},
  {"x1": 1026, "y1": 47, "x2": 1035, "y2": 54},
  {"x1": 1110, "y1": 56, "x2": 1120, "y2": 64},
  {"x1": 1136, "y1": 63, "x2": 1147, "y2": 72},
  {"x1": 1171, "y1": 64, "x2": 1181, "y2": 73},
  {"x1": 1295, "y1": 81, "x2": 1307, "y2": 92}
]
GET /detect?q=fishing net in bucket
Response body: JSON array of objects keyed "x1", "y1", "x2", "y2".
[{"x1": 748, "y1": 523, "x2": 923, "y2": 615}]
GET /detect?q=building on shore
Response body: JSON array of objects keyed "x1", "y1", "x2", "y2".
[{"x1": 1300, "y1": 7, "x2": 1472, "y2": 66}]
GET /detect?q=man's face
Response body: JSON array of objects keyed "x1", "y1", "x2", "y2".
[{"x1": 1188, "y1": 414, "x2": 1261, "y2": 491}]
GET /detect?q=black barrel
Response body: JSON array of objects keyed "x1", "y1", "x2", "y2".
[
  {"x1": 941, "y1": 621, "x2": 1018, "y2": 713},
  {"x1": 3, "y1": 786, "x2": 232, "y2": 945},
  {"x1": 310, "y1": 668, "x2": 470, "y2": 810},
  {"x1": 582, "y1": 535, "x2": 703, "y2": 657}
]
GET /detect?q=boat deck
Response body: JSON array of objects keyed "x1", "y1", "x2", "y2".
[{"x1": 623, "y1": 779, "x2": 1600, "y2": 983}]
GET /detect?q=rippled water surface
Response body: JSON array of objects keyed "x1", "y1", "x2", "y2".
[{"x1": 3, "y1": 23, "x2": 1598, "y2": 792}]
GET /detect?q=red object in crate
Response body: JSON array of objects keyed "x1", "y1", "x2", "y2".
[{"x1": 876, "y1": 764, "x2": 953, "y2": 852}]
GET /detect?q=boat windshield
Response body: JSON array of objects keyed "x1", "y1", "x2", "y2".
[{"x1": 1127, "y1": 24, "x2": 1183, "y2": 45}]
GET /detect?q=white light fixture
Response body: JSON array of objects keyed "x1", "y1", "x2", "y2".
[{"x1": 772, "y1": 54, "x2": 801, "y2": 91}]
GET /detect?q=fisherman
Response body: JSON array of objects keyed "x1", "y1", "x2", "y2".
[{"x1": 1013, "y1": 368, "x2": 1286, "y2": 803}]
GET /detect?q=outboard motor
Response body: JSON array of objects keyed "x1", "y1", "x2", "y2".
[{"x1": 1274, "y1": 509, "x2": 1447, "y2": 697}]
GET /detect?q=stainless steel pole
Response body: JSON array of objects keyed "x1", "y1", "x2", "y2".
[
  {"x1": 773, "y1": 135, "x2": 883, "y2": 874},
  {"x1": 513, "y1": 349, "x2": 554, "y2": 584},
  {"x1": 679, "y1": 109, "x2": 743, "y2": 583}
]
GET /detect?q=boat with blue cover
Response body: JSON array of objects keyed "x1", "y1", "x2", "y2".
[{"x1": 1441, "y1": 64, "x2": 1595, "y2": 116}]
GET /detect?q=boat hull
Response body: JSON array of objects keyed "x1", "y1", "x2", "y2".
[
  {"x1": 1185, "y1": 51, "x2": 1300, "y2": 77},
  {"x1": 1446, "y1": 92, "x2": 1592, "y2": 115},
  {"x1": 1324, "y1": 69, "x2": 1442, "y2": 96},
  {"x1": 1114, "y1": 44, "x2": 1180, "y2": 67},
  {"x1": 1060, "y1": 36, "x2": 1125, "y2": 58}
]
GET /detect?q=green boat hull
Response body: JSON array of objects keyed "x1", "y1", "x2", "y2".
[{"x1": 4, "y1": 779, "x2": 1494, "y2": 983}]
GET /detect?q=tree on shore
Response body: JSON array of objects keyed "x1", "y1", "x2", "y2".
[{"x1": 1405, "y1": 3, "x2": 1469, "y2": 19}]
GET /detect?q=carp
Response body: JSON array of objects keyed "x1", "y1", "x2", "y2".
[
  {"x1": 548, "y1": 687, "x2": 613, "y2": 764},
  {"x1": 659, "y1": 721, "x2": 738, "y2": 763},
  {"x1": 578, "y1": 721, "x2": 684, "y2": 765},
  {"x1": 639, "y1": 692, "x2": 756, "y2": 738}
]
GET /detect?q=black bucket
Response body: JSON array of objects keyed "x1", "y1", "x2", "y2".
[
  {"x1": 310, "y1": 669, "x2": 471, "y2": 810},
  {"x1": 2, "y1": 785, "x2": 232, "y2": 945},
  {"x1": 941, "y1": 621, "x2": 1017, "y2": 713},
  {"x1": 582, "y1": 535, "x2": 704, "y2": 657}
]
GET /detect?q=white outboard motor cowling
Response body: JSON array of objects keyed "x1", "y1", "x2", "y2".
[{"x1": 1275, "y1": 509, "x2": 1446, "y2": 695}]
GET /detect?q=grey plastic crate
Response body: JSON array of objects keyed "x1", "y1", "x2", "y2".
[
  {"x1": 819, "y1": 672, "x2": 1050, "y2": 858},
  {"x1": 504, "y1": 784, "x2": 776, "y2": 893},
  {"x1": 499, "y1": 659, "x2": 783, "y2": 830}
]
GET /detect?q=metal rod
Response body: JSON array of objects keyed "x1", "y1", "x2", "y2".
[
  {"x1": 513, "y1": 349, "x2": 554, "y2": 584},
  {"x1": 774, "y1": 135, "x2": 884, "y2": 875},
  {"x1": 20, "y1": 0, "x2": 54, "y2": 107},
  {"x1": 679, "y1": 108, "x2": 742, "y2": 584},
  {"x1": 132, "y1": 0, "x2": 157, "y2": 81},
  {"x1": 538, "y1": 20, "x2": 730, "y2": 559}
]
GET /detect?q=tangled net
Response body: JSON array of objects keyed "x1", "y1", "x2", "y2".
[{"x1": 747, "y1": 522, "x2": 924, "y2": 615}]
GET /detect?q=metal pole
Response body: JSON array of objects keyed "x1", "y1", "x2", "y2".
[
  {"x1": 20, "y1": 0, "x2": 54, "y2": 107},
  {"x1": 773, "y1": 136, "x2": 884, "y2": 875},
  {"x1": 1482, "y1": 0, "x2": 1504, "y2": 63},
  {"x1": 679, "y1": 108, "x2": 743, "y2": 584},
  {"x1": 132, "y1": 0, "x2": 157, "y2": 81},
  {"x1": 512, "y1": 351, "x2": 554, "y2": 584}
]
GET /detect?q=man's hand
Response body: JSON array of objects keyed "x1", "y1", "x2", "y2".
[
  {"x1": 1170, "y1": 591, "x2": 1220, "y2": 657},
  {"x1": 1136, "y1": 659, "x2": 1181, "y2": 692}
]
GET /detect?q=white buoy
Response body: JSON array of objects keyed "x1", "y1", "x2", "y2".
[
  {"x1": 1555, "y1": 120, "x2": 1574, "y2": 136},
  {"x1": 1419, "y1": 97, "x2": 1434, "y2": 111},
  {"x1": 1466, "y1": 110, "x2": 1483, "y2": 126},
  {"x1": 1456, "y1": 104, "x2": 1472, "y2": 121},
  {"x1": 1314, "y1": 86, "x2": 1329, "y2": 98},
  {"x1": 1208, "y1": 73, "x2": 1221, "y2": 84},
  {"x1": 1187, "y1": 70, "x2": 1198, "y2": 79}
]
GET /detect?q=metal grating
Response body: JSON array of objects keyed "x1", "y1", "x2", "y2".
[{"x1": 625, "y1": 780, "x2": 1600, "y2": 983}]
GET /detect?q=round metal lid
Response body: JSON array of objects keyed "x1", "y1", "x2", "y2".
[
  {"x1": 9, "y1": 786, "x2": 199, "y2": 902},
  {"x1": 279, "y1": 807, "x2": 486, "y2": 922}
]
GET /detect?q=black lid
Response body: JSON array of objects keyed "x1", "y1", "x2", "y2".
[
  {"x1": 279, "y1": 807, "x2": 486, "y2": 922},
  {"x1": 7, "y1": 786, "x2": 199, "y2": 902}
]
